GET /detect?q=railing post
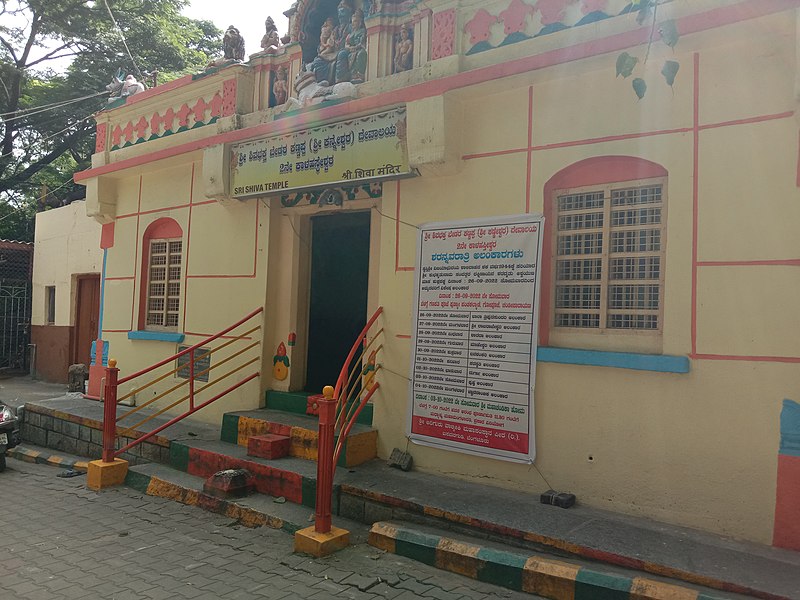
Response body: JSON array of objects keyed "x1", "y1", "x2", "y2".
[
  {"x1": 188, "y1": 348, "x2": 195, "y2": 410},
  {"x1": 102, "y1": 358, "x2": 119, "y2": 462},
  {"x1": 315, "y1": 385, "x2": 336, "y2": 534}
]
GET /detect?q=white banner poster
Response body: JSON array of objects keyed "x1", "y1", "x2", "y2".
[{"x1": 408, "y1": 214, "x2": 544, "y2": 463}]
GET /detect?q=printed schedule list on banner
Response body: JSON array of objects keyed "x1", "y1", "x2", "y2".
[{"x1": 408, "y1": 214, "x2": 544, "y2": 463}]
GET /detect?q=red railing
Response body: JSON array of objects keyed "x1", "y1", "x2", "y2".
[
  {"x1": 314, "y1": 306, "x2": 383, "y2": 533},
  {"x1": 101, "y1": 307, "x2": 263, "y2": 462}
]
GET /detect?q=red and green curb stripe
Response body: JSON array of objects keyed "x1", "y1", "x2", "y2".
[
  {"x1": 7, "y1": 445, "x2": 89, "y2": 472},
  {"x1": 124, "y1": 469, "x2": 303, "y2": 533},
  {"x1": 168, "y1": 440, "x2": 338, "y2": 512},
  {"x1": 369, "y1": 522, "x2": 729, "y2": 600}
]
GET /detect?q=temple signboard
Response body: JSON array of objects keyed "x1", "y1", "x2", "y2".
[
  {"x1": 408, "y1": 214, "x2": 545, "y2": 464},
  {"x1": 230, "y1": 108, "x2": 412, "y2": 198}
]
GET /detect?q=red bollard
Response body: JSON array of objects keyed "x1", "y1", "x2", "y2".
[
  {"x1": 101, "y1": 359, "x2": 119, "y2": 462},
  {"x1": 315, "y1": 385, "x2": 336, "y2": 533}
]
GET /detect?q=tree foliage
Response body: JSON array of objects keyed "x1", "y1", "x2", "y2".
[
  {"x1": 616, "y1": 0, "x2": 680, "y2": 100},
  {"x1": 0, "y1": 0, "x2": 221, "y2": 240}
]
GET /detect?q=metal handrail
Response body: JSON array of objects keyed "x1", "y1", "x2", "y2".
[
  {"x1": 117, "y1": 307, "x2": 263, "y2": 385},
  {"x1": 101, "y1": 307, "x2": 263, "y2": 462},
  {"x1": 313, "y1": 306, "x2": 384, "y2": 535},
  {"x1": 116, "y1": 325, "x2": 260, "y2": 403}
]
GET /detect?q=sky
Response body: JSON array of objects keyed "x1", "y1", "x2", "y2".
[
  {"x1": 181, "y1": 0, "x2": 296, "y2": 59},
  {"x1": 5, "y1": 0, "x2": 296, "y2": 72}
]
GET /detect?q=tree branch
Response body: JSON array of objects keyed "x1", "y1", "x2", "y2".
[
  {"x1": 0, "y1": 125, "x2": 92, "y2": 190},
  {"x1": 18, "y1": 10, "x2": 42, "y2": 66},
  {"x1": 25, "y1": 43, "x2": 75, "y2": 67},
  {"x1": 0, "y1": 34, "x2": 19, "y2": 63}
]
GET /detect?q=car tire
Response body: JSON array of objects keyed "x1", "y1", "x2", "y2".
[{"x1": 0, "y1": 454, "x2": 5, "y2": 473}]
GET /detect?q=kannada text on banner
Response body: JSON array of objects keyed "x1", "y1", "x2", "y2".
[
  {"x1": 230, "y1": 108, "x2": 411, "y2": 198},
  {"x1": 408, "y1": 215, "x2": 544, "y2": 463}
]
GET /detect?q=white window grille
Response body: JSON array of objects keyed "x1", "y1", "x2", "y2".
[
  {"x1": 553, "y1": 180, "x2": 666, "y2": 334},
  {"x1": 146, "y1": 239, "x2": 182, "y2": 329}
]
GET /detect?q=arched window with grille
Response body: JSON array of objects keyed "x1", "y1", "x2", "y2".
[
  {"x1": 139, "y1": 218, "x2": 183, "y2": 331},
  {"x1": 540, "y1": 156, "x2": 668, "y2": 354}
]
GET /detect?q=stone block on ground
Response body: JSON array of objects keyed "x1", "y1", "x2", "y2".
[
  {"x1": 247, "y1": 433, "x2": 290, "y2": 459},
  {"x1": 203, "y1": 468, "x2": 254, "y2": 499}
]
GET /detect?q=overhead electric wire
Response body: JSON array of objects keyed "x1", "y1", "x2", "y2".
[
  {"x1": 0, "y1": 113, "x2": 95, "y2": 160},
  {"x1": 0, "y1": 91, "x2": 107, "y2": 122},
  {"x1": 101, "y1": 0, "x2": 144, "y2": 80}
]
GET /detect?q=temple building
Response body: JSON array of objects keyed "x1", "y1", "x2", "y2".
[{"x1": 70, "y1": 0, "x2": 800, "y2": 550}]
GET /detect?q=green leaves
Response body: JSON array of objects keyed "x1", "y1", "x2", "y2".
[
  {"x1": 632, "y1": 78, "x2": 647, "y2": 99},
  {"x1": 635, "y1": 0, "x2": 654, "y2": 25},
  {"x1": 659, "y1": 20, "x2": 679, "y2": 48},
  {"x1": 661, "y1": 60, "x2": 679, "y2": 87},
  {"x1": 616, "y1": 7, "x2": 682, "y2": 100},
  {"x1": 0, "y1": 0, "x2": 223, "y2": 220},
  {"x1": 616, "y1": 52, "x2": 638, "y2": 78}
]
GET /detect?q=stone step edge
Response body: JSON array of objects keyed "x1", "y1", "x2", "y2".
[
  {"x1": 125, "y1": 467, "x2": 306, "y2": 534},
  {"x1": 265, "y1": 390, "x2": 374, "y2": 426},
  {"x1": 345, "y1": 487, "x2": 778, "y2": 600},
  {"x1": 7, "y1": 445, "x2": 89, "y2": 472},
  {"x1": 169, "y1": 440, "x2": 327, "y2": 510},
  {"x1": 221, "y1": 412, "x2": 377, "y2": 468},
  {"x1": 368, "y1": 521, "x2": 731, "y2": 600}
]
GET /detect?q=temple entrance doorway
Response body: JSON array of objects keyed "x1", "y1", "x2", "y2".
[{"x1": 305, "y1": 211, "x2": 370, "y2": 394}]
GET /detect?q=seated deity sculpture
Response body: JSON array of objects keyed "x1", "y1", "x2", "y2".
[
  {"x1": 335, "y1": 9, "x2": 367, "y2": 84},
  {"x1": 309, "y1": 0, "x2": 354, "y2": 84}
]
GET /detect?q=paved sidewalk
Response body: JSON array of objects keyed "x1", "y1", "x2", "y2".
[
  {"x1": 1, "y1": 456, "x2": 536, "y2": 600},
  {"x1": 0, "y1": 375, "x2": 66, "y2": 410}
]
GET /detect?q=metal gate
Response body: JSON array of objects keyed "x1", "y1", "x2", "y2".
[
  {"x1": 0, "y1": 241, "x2": 33, "y2": 372},
  {"x1": 0, "y1": 284, "x2": 30, "y2": 370}
]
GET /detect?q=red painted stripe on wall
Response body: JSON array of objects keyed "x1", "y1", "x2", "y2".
[
  {"x1": 691, "y1": 353, "x2": 800, "y2": 364},
  {"x1": 697, "y1": 259, "x2": 800, "y2": 267},
  {"x1": 525, "y1": 86, "x2": 533, "y2": 213},
  {"x1": 774, "y1": 453, "x2": 800, "y2": 550},
  {"x1": 75, "y1": 0, "x2": 800, "y2": 184},
  {"x1": 796, "y1": 129, "x2": 800, "y2": 188},
  {"x1": 395, "y1": 181, "x2": 415, "y2": 272},
  {"x1": 691, "y1": 53, "x2": 700, "y2": 356}
]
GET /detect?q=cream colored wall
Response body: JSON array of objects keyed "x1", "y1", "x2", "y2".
[
  {"x1": 79, "y1": 4, "x2": 800, "y2": 545},
  {"x1": 370, "y1": 12, "x2": 800, "y2": 544},
  {"x1": 32, "y1": 201, "x2": 103, "y2": 327},
  {"x1": 100, "y1": 161, "x2": 269, "y2": 422}
]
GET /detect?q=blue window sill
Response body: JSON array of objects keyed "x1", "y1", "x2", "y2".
[
  {"x1": 537, "y1": 347, "x2": 690, "y2": 373},
  {"x1": 127, "y1": 330, "x2": 185, "y2": 343}
]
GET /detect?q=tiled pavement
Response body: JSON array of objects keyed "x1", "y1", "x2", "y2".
[{"x1": 0, "y1": 457, "x2": 537, "y2": 600}]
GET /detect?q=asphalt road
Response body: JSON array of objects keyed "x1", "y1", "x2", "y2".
[{"x1": 0, "y1": 456, "x2": 536, "y2": 600}]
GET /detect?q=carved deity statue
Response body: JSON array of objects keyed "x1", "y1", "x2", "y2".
[
  {"x1": 223, "y1": 25, "x2": 246, "y2": 61},
  {"x1": 335, "y1": 8, "x2": 367, "y2": 83},
  {"x1": 105, "y1": 71, "x2": 146, "y2": 101},
  {"x1": 261, "y1": 16, "x2": 281, "y2": 52},
  {"x1": 308, "y1": 0, "x2": 362, "y2": 85},
  {"x1": 394, "y1": 26, "x2": 413, "y2": 73},
  {"x1": 273, "y1": 66, "x2": 289, "y2": 105}
]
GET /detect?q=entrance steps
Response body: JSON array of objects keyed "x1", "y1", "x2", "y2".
[
  {"x1": 17, "y1": 394, "x2": 800, "y2": 599},
  {"x1": 220, "y1": 408, "x2": 377, "y2": 467},
  {"x1": 127, "y1": 428, "x2": 800, "y2": 600}
]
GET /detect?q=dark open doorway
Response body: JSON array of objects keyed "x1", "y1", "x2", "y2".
[{"x1": 305, "y1": 211, "x2": 370, "y2": 394}]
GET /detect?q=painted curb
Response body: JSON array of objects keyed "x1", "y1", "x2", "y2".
[
  {"x1": 348, "y1": 487, "x2": 783, "y2": 600},
  {"x1": 369, "y1": 522, "x2": 733, "y2": 600},
  {"x1": 7, "y1": 445, "x2": 89, "y2": 472},
  {"x1": 125, "y1": 469, "x2": 305, "y2": 534}
]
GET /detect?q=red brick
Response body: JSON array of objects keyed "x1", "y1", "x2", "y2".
[{"x1": 247, "y1": 433, "x2": 291, "y2": 460}]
